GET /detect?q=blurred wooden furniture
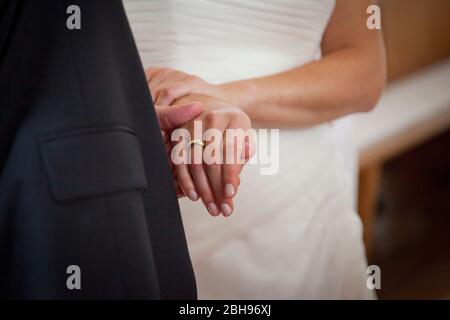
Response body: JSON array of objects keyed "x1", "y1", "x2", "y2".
[
  {"x1": 379, "y1": 0, "x2": 450, "y2": 80},
  {"x1": 356, "y1": 0, "x2": 450, "y2": 255},
  {"x1": 356, "y1": 60, "x2": 450, "y2": 254}
]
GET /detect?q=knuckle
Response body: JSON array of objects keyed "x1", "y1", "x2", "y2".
[
  {"x1": 161, "y1": 87, "x2": 174, "y2": 99},
  {"x1": 203, "y1": 110, "x2": 218, "y2": 124}
]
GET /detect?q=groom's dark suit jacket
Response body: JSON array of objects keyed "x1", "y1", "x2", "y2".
[{"x1": 0, "y1": 0, "x2": 196, "y2": 299}]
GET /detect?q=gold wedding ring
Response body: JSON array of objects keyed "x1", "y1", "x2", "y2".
[{"x1": 188, "y1": 139, "x2": 205, "y2": 147}]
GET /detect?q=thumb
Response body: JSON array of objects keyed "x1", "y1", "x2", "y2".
[{"x1": 155, "y1": 102, "x2": 203, "y2": 131}]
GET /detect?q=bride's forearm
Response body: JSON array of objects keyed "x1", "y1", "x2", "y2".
[
  {"x1": 220, "y1": 46, "x2": 386, "y2": 128},
  {"x1": 219, "y1": 0, "x2": 386, "y2": 128}
]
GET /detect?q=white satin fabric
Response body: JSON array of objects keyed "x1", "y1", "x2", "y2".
[{"x1": 125, "y1": 0, "x2": 373, "y2": 299}]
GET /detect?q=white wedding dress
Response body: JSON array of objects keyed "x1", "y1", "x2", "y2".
[{"x1": 124, "y1": 0, "x2": 373, "y2": 299}]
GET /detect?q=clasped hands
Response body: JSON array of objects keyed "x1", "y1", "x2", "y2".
[{"x1": 149, "y1": 68, "x2": 253, "y2": 217}]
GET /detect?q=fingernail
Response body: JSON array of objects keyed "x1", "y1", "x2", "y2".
[
  {"x1": 221, "y1": 204, "x2": 233, "y2": 217},
  {"x1": 207, "y1": 203, "x2": 220, "y2": 216},
  {"x1": 225, "y1": 184, "x2": 235, "y2": 198},
  {"x1": 187, "y1": 189, "x2": 199, "y2": 201}
]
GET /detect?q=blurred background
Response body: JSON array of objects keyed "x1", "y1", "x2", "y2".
[{"x1": 354, "y1": 0, "x2": 450, "y2": 299}]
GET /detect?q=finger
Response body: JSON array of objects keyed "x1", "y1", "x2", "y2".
[
  {"x1": 175, "y1": 163, "x2": 199, "y2": 202},
  {"x1": 187, "y1": 140, "x2": 220, "y2": 217},
  {"x1": 222, "y1": 126, "x2": 247, "y2": 200},
  {"x1": 204, "y1": 162, "x2": 234, "y2": 217},
  {"x1": 174, "y1": 179, "x2": 185, "y2": 198},
  {"x1": 202, "y1": 133, "x2": 234, "y2": 216},
  {"x1": 243, "y1": 134, "x2": 256, "y2": 161},
  {"x1": 149, "y1": 68, "x2": 178, "y2": 95},
  {"x1": 155, "y1": 102, "x2": 203, "y2": 131},
  {"x1": 145, "y1": 67, "x2": 163, "y2": 82},
  {"x1": 153, "y1": 72, "x2": 188, "y2": 97},
  {"x1": 151, "y1": 70, "x2": 186, "y2": 102},
  {"x1": 155, "y1": 80, "x2": 196, "y2": 106},
  {"x1": 189, "y1": 162, "x2": 220, "y2": 217},
  {"x1": 171, "y1": 132, "x2": 199, "y2": 201}
]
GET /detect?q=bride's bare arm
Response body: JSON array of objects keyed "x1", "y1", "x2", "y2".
[
  {"x1": 147, "y1": 0, "x2": 385, "y2": 127},
  {"x1": 220, "y1": 0, "x2": 386, "y2": 127}
]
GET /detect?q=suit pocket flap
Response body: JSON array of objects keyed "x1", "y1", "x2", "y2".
[{"x1": 38, "y1": 126, "x2": 148, "y2": 201}]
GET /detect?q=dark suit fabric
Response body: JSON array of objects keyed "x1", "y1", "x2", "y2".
[{"x1": 0, "y1": 0, "x2": 196, "y2": 299}]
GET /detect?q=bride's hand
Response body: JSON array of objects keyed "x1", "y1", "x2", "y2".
[
  {"x1": 170, "y1": 94, "x2": 253, "y2": 217},
  {"x1": 146, "y1": 67, "x2": 227, "y2": 107}
]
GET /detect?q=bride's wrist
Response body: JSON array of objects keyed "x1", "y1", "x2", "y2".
[{"x1": 218, "y1": 81, "x2": 256, "y2": 112}]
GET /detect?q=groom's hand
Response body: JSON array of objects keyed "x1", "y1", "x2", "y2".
[
  {"x1": 155, "y1": 102, "x2": 203, "y2": 198},
  {"x1": 155, "y1": 102, "x2": 203, "y2": 131}
]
